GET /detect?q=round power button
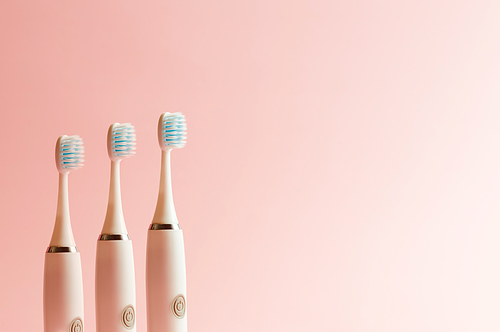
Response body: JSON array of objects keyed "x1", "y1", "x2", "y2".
[
  {"x1": 171, "y1": 295, "x2": 186, "y2": 319},
  {"x1": 121, "y1": 305, "x2": 135, "y2": 329},
  {"x1": 69, "y1": 317, "x2": 83, "y2": 332}
]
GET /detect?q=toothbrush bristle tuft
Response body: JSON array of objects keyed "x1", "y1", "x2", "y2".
[
  {"x1": 159, "y1": 112, "x2": 186, "y2": 150},
  {"x1": 110, "y1": 123, "x2": 136, "y2": 161},
  {"x1": 58, "y1": 135, "x2": 84, "y2": 173}
]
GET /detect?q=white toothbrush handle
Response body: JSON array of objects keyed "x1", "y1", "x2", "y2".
[
  {"x1": 43, "y1": 251, "x2": 84, "y2": 332},
  {"x1": 146, "y1": 229, "x2": 187, "y2": 332},
  {"x1": 95, "y1": 239, "x2": 137, "y2": 332}
]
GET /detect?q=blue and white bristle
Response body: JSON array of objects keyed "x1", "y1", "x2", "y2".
[
  {"x1": 159, "y1": 112, "x2": 186, "y2": 150},
  {"x1": 110, "y1": 123, "x2": 136, "y2": 161},
  {"x1": 58, "y1": 135, "x2": 84, "y2": 173}
]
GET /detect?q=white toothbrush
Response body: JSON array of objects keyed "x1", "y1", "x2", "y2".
[
  {"x1": 147, "y1": 112, "x2": 188, "y2": 332},
  {"x1": 95, "y1": 123, "x2": 137, "y2": 332},
  {"x1": 44, "y1": 135, "x2": 85, "y2": 332}
]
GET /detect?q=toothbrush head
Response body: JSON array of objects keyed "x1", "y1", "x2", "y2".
[
  {"x1": 158, "y1": 112, "x2": 186, "y2": 151},
  {"x1": 55, "y1": 135, "x2": 85, "y2": 174},
  {"x1": 107, "y1": 123, "x2": 137, "y2": 162}
]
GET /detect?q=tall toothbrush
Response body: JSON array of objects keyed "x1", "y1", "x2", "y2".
[
  {"x1": 147, "y1": 112, "x2": 187, "y2": 332},
  {"x1": 44, "y1": 135, "x2": 85, "y2": 332},
  {"x1": 96, "y1": 123, "x2": 137, "y2": 332}
]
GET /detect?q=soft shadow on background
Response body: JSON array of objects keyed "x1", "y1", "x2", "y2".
[{"x1": 1, "y1": 0, "x2": 500, "y2": 331}]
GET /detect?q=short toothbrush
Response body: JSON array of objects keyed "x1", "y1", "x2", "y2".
[
  {"x1": 96, "y1": 123, "x2": 137, "y2": 332},
  {"x1": 44, "y1": 135, "x2": 85, "y2": 332},
  {"x1": 147, "y1": 112, "x2": 187, "y2": 332}
]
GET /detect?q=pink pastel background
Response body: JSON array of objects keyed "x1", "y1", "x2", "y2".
[{"x1": 1, "y1": 0, "x2": 500, "y2": 331}]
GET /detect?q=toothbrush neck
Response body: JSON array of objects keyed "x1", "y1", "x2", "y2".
[
  {"x1": 49, "y1": 172, "x2": 76, "y2": 247},
  {"x1": 160, "y1": 150, "x2": 174, "y2": 204},
  {"x1": 152, "y1": 149, "x2": 178, "y2": 224},
  {"x1": 58, "y1": 173, "x2": 71, "y2": 222},
  {"x1": 102, "y1": 160, "x2": 128, "y2": 234}
]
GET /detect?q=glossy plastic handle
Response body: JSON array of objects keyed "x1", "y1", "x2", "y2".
[
  {"x1": 96, "y1": 240, "x2": 137, "y2": 332},
  {"x1": 43, "y1": 252, "x2": 84, "y2": 332},
  {"x1": 146, "y1": 229, "x2": 187, "y2": 332}
]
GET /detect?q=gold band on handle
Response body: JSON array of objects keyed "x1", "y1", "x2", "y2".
[
  {"x1": 149, "y1": 223, "x2": 181, "y2": 230},
  {"x1": 46, "y1": 246, "x2": 78, "y2": 253},
  {"x1": 98, "y1": 234, "x2": 131, "y2": 241}
]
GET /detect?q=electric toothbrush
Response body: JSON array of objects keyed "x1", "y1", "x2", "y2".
[
  {"x1": 95, "y1": 123, "x2": 137, "y2": 332},
  {"x1": 43, "y1": 135, "x2": 85, "y2": 332},
  {"x1": 146, "y1": 112, "x2": 187, "y2": 332}
]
